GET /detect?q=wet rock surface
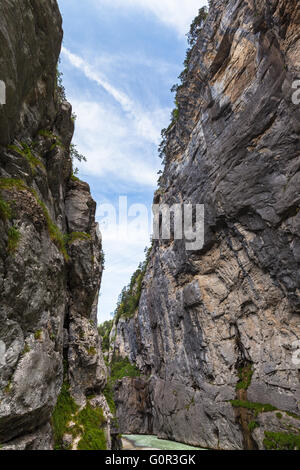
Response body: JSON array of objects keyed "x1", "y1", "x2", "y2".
[{"x1": 112, "y1": 0, "x2": 300, "y2": 450}]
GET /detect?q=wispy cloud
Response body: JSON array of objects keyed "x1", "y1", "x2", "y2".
[
  {"x1": 62, "y1": 47, "x2": 170, "y2": 186},
  {"x1": 70, "y1": 99, "x2": 162, "y2": 187},
  {"x1": 93, "y1": 0, "x2": 208, "y2": 37},
  {"x1": 62, "y1": 47, "x2": 169, "y2": 146}
]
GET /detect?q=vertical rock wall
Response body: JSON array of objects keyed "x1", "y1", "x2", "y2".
[
  {"x1": 0, "y1": 0, "x2": 110, "y2": 450},
  {"x1": 112, "y1": 0, "x2": 300, "y2": 450}
]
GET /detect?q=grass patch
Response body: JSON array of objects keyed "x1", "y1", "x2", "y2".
[
  {"x1": 263, "y1": 431, "x2": 300, "y2": 450},
  {"x1": 236, "y1": 363, "x2": 254, "y2": 391},
  {"x1": 248, "y1": 420, "x2": 260, "y2": 432},
  {"x1": 77, "y1": 403, "x2": 107, "y2": 450},
  {"x1": 70, "y1": 172, "x2": 80, "y2": 182},
  {"x1": 7, "y1": 226, "x2": 20, "y2": 253},
  {"x1": 52, "y1": 381, "x2": 79, "y2": 450},
  {"x1": 8, "y1": 143, "x2": 45, "y2": 173},
  {"x1": 4, "y1": 381, "x2": 12, "y2": 394},
  {"x1": 87, "y1": 347, "x2": 97, "y2": 356},
  {"x1": 0, "y1": 178, "x2": 28, "y2": 192},
  {"x1": 0, "y1": 178, "x2": 69, "y2": 260},
  {"x1": 66, "y1": 232, "x2": 91, "y2": 245},
  {"x1": 285, "y1": 411, "x2": 300, "y2": 420},
  {"x1": 0, "y1": 196, "x2": 11, "y2": 221},
  {"x1": 38, "y1": 129, "x2": 64, "y2": 149},
  {"x1": 36, "y1": 196, "x2": 69, "y2": 262},
  {"x1": 110, "y1": 356, "x2": 140, "y2": 383},
  {"x1": 34, "y1": 330, "x2": 42, "y2": 341},
  {"x1": 230, "y1": 400, "x2": 277, "y2": 416},
  {"x1": 52, "y1": 378, "x2": 107, "y2": 450}
]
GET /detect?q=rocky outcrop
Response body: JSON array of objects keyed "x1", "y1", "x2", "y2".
[
  {"x1": 0, "y1": 0, "x2": 110, "y2": 449},
  {"x1": 112, "y1": 0, "x2": 300, "y2": 450}
]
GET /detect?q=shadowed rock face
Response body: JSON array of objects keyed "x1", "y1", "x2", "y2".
[
  {"x1": 0, "y1": 0, "x2": 109, "y2": 449},
  {"x1": 112, "y1": 0, "x2": 300, "y2": 450}
]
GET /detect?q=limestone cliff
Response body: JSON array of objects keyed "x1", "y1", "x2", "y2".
[
  {"x1": 111, "y1": 0, "x2": 300, "y2": 450},
  {"x1": 0, "y1": 0, "x2": 111, "y2": 450}
]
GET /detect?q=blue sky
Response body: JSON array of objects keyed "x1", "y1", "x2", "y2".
[{"x1": 57, "y1": 0, "x2": 207, "y2": 323}]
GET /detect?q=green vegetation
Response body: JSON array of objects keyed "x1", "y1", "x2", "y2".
[
  {"x1": 0, "y1": 196, "x2": 11, "y2": 220},
  {"x1": 103, "y1": 356, "x2": 140, "y2": 416},
  {"x1": 179, "y1": 6, "x2": 208, "y2": 84},
  {"x1": 52, "y1": 381, "x2": 79, "y2": 449},
  {"x1": 4, "y1": 381, "x2": 12, "y2": 394},
  {"x1": 98, "y1": 320, "x2": 113, "y2": 353},
  {"x1": 66, "y1": 231, "x2": 91, "y2": 245},
  {"x1": 69, "y1": 143, "x2": 87, "y2": 176},
  {"x1": 158, "y1": 7, "x2": 208, "y2": 163},
  {"x1": 8, "y1": 142, "x2": 45, "y2": 174},
  {"x1": 185, "y1": 396, "x2": 195, "y2": 411},
  {"x1": 248, "y1": 421, "x2": 260, "y2": 432},
  {"x1": 276, "y1": 412, "x2": 283, "y2": 420},
  {"x1": 285, "y1": 411, "x2": 300, "y2": 420},
  {"x1": 38, "y1": 129, "x2": 64, "y2": 150},
  {"x1": 70, "y1": 143, "x2": 86, "y2": 164},
  {"x1": 77, "y1": 403, "x2": 107, "y2": 450},
  {"x1": 103, "y1": 386, "x2": 116, "y2": 416},
  {"x1": 236, "y1": 363, "x2": 254, "y2": 391},
  {"x1": 55, "y1": 65, "x2": 67, "y2": 103},
  {"x1": 87, "y1": 347, "x2": 97, "y2": 356},
  {"x1": 21, "y1": 344, "x2": 31, "y2": 356},
  {"x1": 36, "y1": 196, "x2": 69, "y2": 262},
  {"x1": 0, "y1": 177, "x2": 28, "y2": 192},
  {"x1": 70, "y1": 172, "x2": 80, "y2": 182},
  {"x1": 115, "y1": 246, "x2": 151, "y2": 324},
  {"x1": 34, "y1": 330, "x2": 42, "y2": 341},
  {"x1": 110, "y1": 356, "x2": 140, "y2": 383},
  {"x1": 230, "y1": 399, "x2": 277, "y2": 416},
  {"x1": 52, "y1": 379, "x2": 107, "y2": 450},
  {"x1": 0, "y1": 178, "x2": 69, "y2": 261},
  {"x1": 7, "y1": 226, "x2": 20, "y2": 253},
  {"x1": 55, "y1": 63, "x2": 87, "y2": 175},
  {"x1": 263, "y1": 431, "x2": 300, "y2": 450}
]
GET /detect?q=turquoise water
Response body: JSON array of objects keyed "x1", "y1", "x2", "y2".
[{"x1": 122, "y1": 434, "x2": 205, "y2": 450}]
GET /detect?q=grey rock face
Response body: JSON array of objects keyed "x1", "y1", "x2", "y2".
[
  {"x1": 0, "y1": 0, "x2": 62, "y2": 145},
  {"x1": 0, "y1": 0, "x2": 109, "y2": 449},
  {"x1": 112, "y1": 0, "x2": 300, "y2": 449},
  {"x1": 114, "y1": 377, "x2": 153, "y2": 435}
]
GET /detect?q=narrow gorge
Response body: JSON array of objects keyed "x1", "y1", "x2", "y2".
[{"x1": 0, "y1": 0, "x2": 300, "y2": 452}]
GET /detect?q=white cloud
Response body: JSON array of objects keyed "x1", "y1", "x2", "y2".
[
  {"x1": 62, "y1": 47, "x2": 169, "y2": 146},
  {"x1": 71, "y1": 99, "x2": 161, "y2": 187},
  {"x1": 93, "y1": 0, "x2": 208, "y2": 37},
  {"x1": 62, "y1": 47, "x2": 170, "y2": 186}
]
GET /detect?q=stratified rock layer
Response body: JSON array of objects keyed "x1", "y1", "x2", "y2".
[
  {"x1": 112, "y1": 0, "x2": 300, "y2": 450},
  {"x1": 0, "y1": 0, "x2": 110, "y2": 449}
]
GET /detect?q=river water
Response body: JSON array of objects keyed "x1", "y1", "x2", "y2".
[{"x1": 122, "y1": 435, "x2": 205, "y2": 451}]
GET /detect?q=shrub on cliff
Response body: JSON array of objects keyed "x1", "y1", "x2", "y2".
[
  {"x1": 114, "y1": 246, "x2": 152, "y2": 324},
  {"x1": 159, "y1": 6, "x2": 208, "y2": 163},
  {"x1": 98, "y1": 320, "x2": 113, "y2": 353}
]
